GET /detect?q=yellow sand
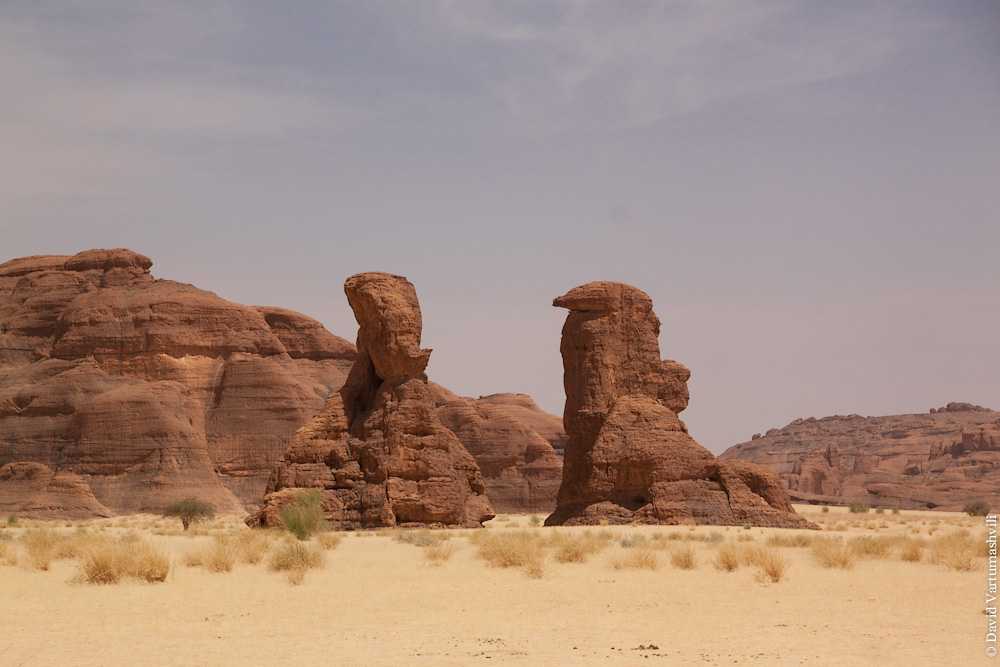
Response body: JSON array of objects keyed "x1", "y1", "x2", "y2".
[{"x1": 0, "y1": 506, "x2": 990, "y2": 666}]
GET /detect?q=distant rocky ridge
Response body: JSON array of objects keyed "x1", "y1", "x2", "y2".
[
  {"x1": 0, "y1": 249, "x2": 566, "y2": 518},
  {"x1": 720, "y1": 402, "x2": 1000, "y2": 511}
]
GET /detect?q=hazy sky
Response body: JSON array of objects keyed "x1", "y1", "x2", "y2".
[{"x1": 2, "y1": 1, "x2": 998, "y2": 452}]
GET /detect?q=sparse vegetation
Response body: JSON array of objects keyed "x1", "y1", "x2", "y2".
[
  {"x1": 899, "y1": 538, "x2": 924, "y2": 562},
  {"x1": 279, "y1": 490, "x2": 328, "y2": 541},
  {"x1": 549, "y1": 532, "x2": 612, "y2": 563},
  {"x1": 163, "y1": 498, "x2": 215, "y2": 531},
  {"x1": 848, "y1": 503, "x2": 870, "y2": 514},
  {"x1": 964, "y1": 500, "x2": 991, "y2": 517},
  {"x1": 528, "y1": 515, "x2": 542, "y2": 527},
  {"x1": 741, "y1": 545, "x2": 788, "y2": 583},
  {"x1": 6, "y1": 515, "x2": 17, "y2": 527},
  {"x1": 821, "y1": 506, "x2": 830, "y2": 514}
]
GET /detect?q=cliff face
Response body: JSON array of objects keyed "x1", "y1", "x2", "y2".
[
  {"x1": 0, "y1": 249, "x2": 356, "y2": 517},
  {"x1": 720, "y1": 403, "x2": 1000, "y2": 510}
]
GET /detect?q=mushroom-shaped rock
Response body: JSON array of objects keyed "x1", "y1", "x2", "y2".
[
  {"x1": 253, "y1": 272, "x2": 494, "y2": 529},
  {"x1": 546, "y1": 281, "x2": 815, "y2": 528}
]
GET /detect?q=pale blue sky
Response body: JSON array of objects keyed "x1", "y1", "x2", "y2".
[{"x1": 2, "y1": 1, "x2": 998, "y2": 451}]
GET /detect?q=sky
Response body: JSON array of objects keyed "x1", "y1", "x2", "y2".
[{"x1": 2, "y1": 1, "x2": 998, "y2": 453}]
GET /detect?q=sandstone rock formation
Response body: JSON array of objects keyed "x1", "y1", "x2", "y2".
[
  {"x1": 253, "y1": 273, "x2": 494, "y2": 528},
  {"x1": 721, "y1": 403, "x2": 1000, "y2": 511},
  {"x1": 545, "y1": 281, "x2": 814, "y2": 528},
  {"x1": 0, "y1": 249, "x2": 356, "y2": 518},
  {"x1": 433, "y1": 386, "x2": 563, "y2": 513}
]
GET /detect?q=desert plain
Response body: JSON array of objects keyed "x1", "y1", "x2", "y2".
[{"x1": 0, "y1": 505, "x2": 990, "y2": 667}]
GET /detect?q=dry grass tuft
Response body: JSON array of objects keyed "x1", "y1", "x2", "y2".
[
  {"x1": 899, "y1": 538, "x2": 924, "y2": 562},
  {"x1": 929, "y1": 530, "x2": 980, "y2": 571},
  {"x1": 848, "y1": 536, "x2": 895, "y2": 559},
  {"x1": 811, "y1": 538, "x2": 856, "y2": 569},
  {"x1": 611, "y1": 548, "x2": 659, "y2": 571},
  {"x1": 670, "y1": 544, "x2": 697, "y2": 570},
  {"x1": 713, "y1": 543, "x2": 741, "y2": 572},
  {"x1": 766, "y1": 533, "x2": 814, "y2": 549},
  {"x1": 268, "y1": 541, "x2": 325, "y2": 584},
  {"x1": 315, "y1": 532, "x2": 342, "y2": 551},
  {"x1": 77, "y1": 539, "x2": 170, "y2": 584},
  {"x1": 475, "y1": 531, "x2": 545, "y2": 578},
  {"x1": 423, "y1": 542, "x2": 457, "y2": 566},
  {"x1": 21, "y1": 529, "x2": 60, "y2": 571},
  {"x1": 184, "y1": 536, "x2": 238, "y2": 572},
  {"x1": 395, "y1": 530, "x2": 451, "y2": 548},
  {"x1": 748, "y1": 546, "x2": 788, "y2": 583},
  {"x1": 548, "y1": 532, "x2": 612, "y2": 563}
]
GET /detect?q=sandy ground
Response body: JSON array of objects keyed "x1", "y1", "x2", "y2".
[{"x1": 0, "y1": 506, "x2": 992, "y2": 667}]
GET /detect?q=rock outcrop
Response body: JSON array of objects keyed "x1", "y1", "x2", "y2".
[
  {"x1": 545, "y1": 282, "x2": 814, "y2": 528},
  {"x1": 0, "y1": 249, "x2": 356, "y2": 518},
  {"x1": 720, "y1": 403, "x2": 1000, "y2": 511},
  {"x1": 433, "y1": 387, "x2": 563, "y2": 513},
  {"x1": 253, "y1": 273, "x2": 494, "y2": 529}
]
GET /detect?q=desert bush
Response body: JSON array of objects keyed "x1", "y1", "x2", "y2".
[
  {"x1": 766, "y1": 533, "x2": 814, "y2": 549},
  {"x1": 821, "y1": 506, "x2": 830, "y2": 514},
  {"x1": 670, "y1": 545, "x2": 696, "y2": 570},
  {"x1": 964, "y1": 500, "x2": 991, "y2": 517},
  {"x1": 316, "y1": 532, "x2": 342, "y2": 551},
  {"x1": 424, "y1": 542, "x2": 456, "y2": 566},
  {"x1": 930, "y1": 530, "x2": 979, "y2": 571},
  {"x1": 848, "y1": 536, "x2": 894, "y2": 559},
  {"x1": 611, "y1": 548, "x2": 659, "y2": 571},
  {"x1": 713, "y1": 543, "x2": 741, "y2": 572},
  {"x1": 892, "y1": 508, "x2": 900, "y2": 515},
  {"x1": 811, "y1": 538, "x2": 855, "y2": 569},
  {"x1": 163, "y1": 498, "x2": 215, "y2": 531},
  {"x1": 280, "y1": 490, "x2": 328, "y2": 541},
  {"x1": 528, "y1": 515, "x2": 542, "y2": 527},
  {"x1": 848, "y1": 503, "x2": 870, "y2": 514},
  {"x1": 268, "y1": 541, "x2": 325, "y2": 584},
  {"x1": 77, "y1": 538, "x2": 170, "y2": 584},
  {"x1": 5, "y1": 515, "x2": 17, "y2": 527},
  {"x1": 736, "y1": 534, "x2": 755, "y2": 543},
  {"x1": 475, "y1": 531, "x2": 545, "y2": 577},
  {"x1": 875, "y1": 508, "x2": 885, "y2": 515}
]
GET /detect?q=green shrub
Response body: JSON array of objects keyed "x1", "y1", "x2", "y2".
[
  {"x1": 964, "y1": 500, "x2": 991, "y2": 517},
  {"x1": 848, "y1": 503, "x2": 870, "y2": 514},
  {"x1": 6, "y1": 515, "x2": 17, "y2": 527},
  {"x1": 163, "y1": 498, "x2": 215, "y2": 530},
  {"x1": 280, "y1": 490, "x2": 328, "y2": 541}
]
